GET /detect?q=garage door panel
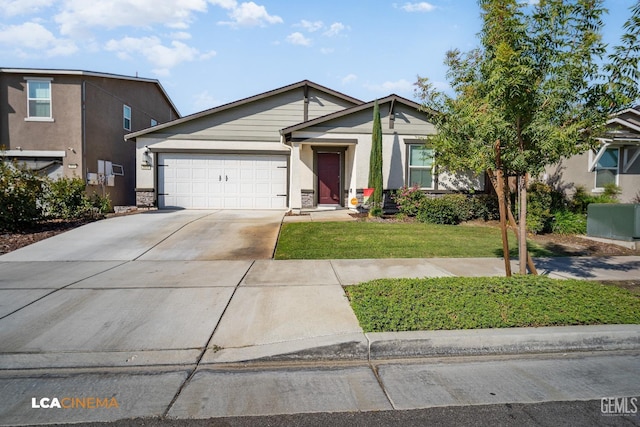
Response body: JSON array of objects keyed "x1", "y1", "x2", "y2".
[{"x1": 159, "y1": 153, "x2": 287, "y2": 209}]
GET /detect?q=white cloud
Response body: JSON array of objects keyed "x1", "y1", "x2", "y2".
[
  {"x1": 54, "y1": 0, "x2": 209, "y2": 36},
  {"x1": 323, "y1": 22, "x2": 347, "y2": 37},
  {"x1": 342, "y1": 74, "x2": 357, "y2": 84},
  {"x1": 365, "y1": 79, "x2": 414, "y2": 93},
  {"x1": 192, "y1": 89, "x2": 222, "y2": 111},
  {"x1": 296, "y1": 19, "x2": 323, "y2": 32},
  {"x1": 0, "y1": 22, "x2": 78, "y2": 56},
  {"x1": 105, "y1": 36, "x2": 215, "y2": 75},
  {"x1": 398, "y1": 2, "x2": 436, "y2": 12},
  {"x1": 218, "y1": 1, "x2": 283, "y2": 27},
  {"x1": 170, "y1": 31, "x2": 192, "y2": 40},
  {"x1": 209, "y1": 0, "x2": 237, "y2": 8},
  {"x1": 286, "y1": 32, "x2": 311, "y2": 46},
  {"x1": 320, "y1": 47, "x2": 334, "y2": 54},
  {"x1": 0, "y1": 0, "x2": 54, "y2": 16}
]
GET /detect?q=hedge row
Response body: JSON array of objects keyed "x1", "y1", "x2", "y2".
[{"x1": 1, "y1": 161, "x2": 111, "y2": 231}]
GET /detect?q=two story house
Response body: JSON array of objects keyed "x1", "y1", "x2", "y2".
[{"x1": 1, "y1": 68, "x2": 180, "y2": 206}]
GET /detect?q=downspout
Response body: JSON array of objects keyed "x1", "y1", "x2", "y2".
[
  {"x1": 82, "y1": 80, "x2": 87, "y2": 182},
  {"x1": 280, "y1": 132, "x2": 293, "y2": 211}
]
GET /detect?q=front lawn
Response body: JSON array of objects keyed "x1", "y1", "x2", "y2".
[
  {"x1": 344, "y1": 276, "x2": 640, "y2": 332},
  {"x1": 275, "y1": 222, "x2": 556, "y2": 259}
]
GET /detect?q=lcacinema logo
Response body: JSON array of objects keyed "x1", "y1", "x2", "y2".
[{"x1": 31, "y1": 397, "x2": 119, "y2": 409}]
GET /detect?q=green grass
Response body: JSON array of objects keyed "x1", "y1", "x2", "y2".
[
  {"x1": 275, "y1": 222, "x2": 556, "y2": 259},
  {"x1": 344, "y1": 276, "x2": 640, "y2": 332}
]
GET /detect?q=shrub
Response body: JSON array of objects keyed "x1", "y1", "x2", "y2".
[
  {"x1": 527, "y1": 182, "x2": 554, "y2": 234},
  {"x1": 571, "y1": 185, "x2": 619, "y2": 214},
  {"x1": 43, "y1": 176, "x2": 94, "y2": 219},
  {"x1": 469, "y1": 194, "x2": 500, "y2": 221},
  {"x1": 0, "y1": 161, "x2": 45, "y2": 230},
  {"x1": 394, "y1": 185, "x2": 427, "y2": 216},
  {"x1": 551, "y1": 210, "x2": 587, "y2": 235},
  {"x1": 416, "y1": 194, "x2": 472, "y2": 225}
]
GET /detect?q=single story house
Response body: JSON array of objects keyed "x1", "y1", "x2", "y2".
[
  {"x1": 544, "y1": 107, "x2": 640, "y2": 202},
  {"x1": 125, "y1": 80, "x2": 485, "y2": 210}
]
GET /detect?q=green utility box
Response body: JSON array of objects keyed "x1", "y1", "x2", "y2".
[{"x1": 587, "y1": 204, "x2": 640, "y2": 242}]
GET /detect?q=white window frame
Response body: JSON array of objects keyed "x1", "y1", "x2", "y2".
[
  {"x1": 25, "y1": 78, "x2": 53, "y2": 121},
  {"x1": 123, "y1": 105, "x2": 132, "y2": 131},
  {"x1": 592, "y1": 146, "x2": 620, "y2": 191},
  {"x1": 407, "y1": 144, "x2": 435, "y2": 190}
]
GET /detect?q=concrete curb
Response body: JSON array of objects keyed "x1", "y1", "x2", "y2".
[
  {"x1": 366, "y1": 324, "x2": 640, "y2": 359},
  {"x1": 205, "y1": 325, "x2": 640, "y2": 364}
]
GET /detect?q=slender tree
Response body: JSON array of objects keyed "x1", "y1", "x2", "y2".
[
  {"x1": 416, "y1": 0, "x2": 639, "y2": 276},
  {"x1": 368, "y1": 99, "x2": 384, "y2": 212}
]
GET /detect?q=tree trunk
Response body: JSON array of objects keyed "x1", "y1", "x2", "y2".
[
  {"x1": 489, "y1": 169, "x2": 511, "y2": 277},
  {"x1": 506, "y1": 207, "x2": 538, "y2": 275},
  {"x1": 518, "y1": 175, "x2": 528, "y2": 274}
]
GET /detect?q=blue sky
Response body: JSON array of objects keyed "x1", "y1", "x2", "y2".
[{"x1": 0, "y1": 0, "x2": 636, "y2": 116}]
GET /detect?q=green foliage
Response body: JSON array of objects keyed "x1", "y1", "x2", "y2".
[
  {"x1": 43, "y1": 176, "x2": 93, "y2": 219},
  {"x1": 551, "y1": 210, "x2": 587, "y2": 235},
  {"x1": 571, "y1": 185, "x2": 618, "y2": 214},
  {"x1": 416, "y1": 194, "x2": 472, "y2": 225},
  {"x1": 394, "y1": 185, "x2": 428, "y2": 216},
  {"x1": 0, "y1": 161, "x2": 44, "y2": 231},
  {"x1": 368, "y1": 206, "x2": 383, "y2": 218},
  {"x1": 275, "y1": 222, "x2": 556, "y2": 260},
  {"x1": 1, "y1": 159, "x2": 110, "y2": 230},
  {"x1": 469, "y1": 194, "x2": 500, "y2": 221},
  {"x1": 526, "y1": 182, "x2": 554, "y2": 234},
  {"x1": 368, "y1": 100, "x2": 384, "y2": 208},
  {"x1": 345, "y1": 276, "x2": 640, "y2": 332}
]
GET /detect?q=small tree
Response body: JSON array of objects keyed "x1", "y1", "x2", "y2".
[
  {"x1": 416, "y1": 0, "x2": 640, "y2": 275},
  {"x1": 368, "y1": 99, "x2": 384, "y2": 214}
]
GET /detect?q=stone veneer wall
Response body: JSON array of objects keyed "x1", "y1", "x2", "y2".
[
  {"x1": 301, "y1": 189, "x2": 314, "y2": 209},
  {"x1": 135, "y1": 189, "x2": 155, "y2": 208}
]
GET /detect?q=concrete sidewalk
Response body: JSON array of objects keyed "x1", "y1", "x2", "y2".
[{"x1": 1, "y1": 255, "x2": 640, "y2": 425}]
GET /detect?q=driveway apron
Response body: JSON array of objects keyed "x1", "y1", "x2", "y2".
[{"x1": 0, "y1": 210, "x2": 286, "y2": 370}]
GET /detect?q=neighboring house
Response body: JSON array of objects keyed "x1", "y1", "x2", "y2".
[
  {"x1": 0, "y1": 68, "x2": 180, "y2": 206},
  {"x1": 544, "y1": 107, "x2": 640, "y2": 203},
  {"x1": 125, "y1": 80, "x2": 485, "y2": 210}
]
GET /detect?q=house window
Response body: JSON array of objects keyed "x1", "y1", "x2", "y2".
[
  {"x1": 150, "y1": 118, "x2": 157, "y2": 127},
  {"x1": 26, "y1": 79, "x2": 52, "y2": 119},
  {"x1": 123, "y1": 105, "x2": 131, "y2": 130},
  {"x1": 594, "y1": 147, "x2": 619, "y2": 189},
  {"x1": 408, "y1": 144, "x2": 434, "y2": 189}
]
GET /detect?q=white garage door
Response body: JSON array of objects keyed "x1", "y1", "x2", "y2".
[{"x1": 158, "y1": 153, "x2": 288, "y2": 209}]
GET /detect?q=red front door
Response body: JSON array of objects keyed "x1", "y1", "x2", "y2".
[{"x1": 317, "y1": 152, "x2": 341, "y2": 205}]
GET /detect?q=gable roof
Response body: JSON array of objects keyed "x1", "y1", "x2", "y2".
[
  {"x1": 605, "y1": 106, "x2": 640, "y2": 141},
  {"x1": 279, "y1": 94, "x2": 429, "y2": 135},
  {"x1": 125, "y1": 80, "x2": 363, "y2": 141},
  {"x1": 1, "y1": 67, "x2": 180, "y2": 117}
]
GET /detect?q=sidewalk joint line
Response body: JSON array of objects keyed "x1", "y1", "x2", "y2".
[
  {"x1": 133, "y1": 211, "x2": 219, "y2": 261},
  {"x1": 0, "y1": 261, "x2": 128, "y2": 321},
  {"x1": 162, "y1": 259, "x2": 255, "y2": 417}
]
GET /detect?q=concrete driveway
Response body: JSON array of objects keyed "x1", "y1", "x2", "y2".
[{"x1": 0, "y1": 209, "x2": 284, "y2": 261}]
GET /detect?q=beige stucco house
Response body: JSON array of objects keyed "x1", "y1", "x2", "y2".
[
  {"x1": 126, "y1": 80, "x2": 485, "y2": 210},
  {"x1": 544, "y1": 107, "x2": 640, "y2": 202},
  {"x1": 1, "y1": 68, "x2": 179, "y2": 206}
]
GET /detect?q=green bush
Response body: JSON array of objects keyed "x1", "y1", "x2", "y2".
[
  {"x1": 526, "y1": 182, "x2": 554, "y2": 234},
  {"x1": 0, "y1": 161, "x2": 45, "y2": 230},
  {"x1": 43, "y1": 176, "x2": 94, "y2": 219},
  {"x1": 416, "y1": 194, "x2": 472, "y2": 225},
  {"x1": 469, "y1": 194, "x2": 500, "y2": 221},
  {"x1": 571, "y1": 185, "x2": 619, "y2": 214},
  {"x1": 394, "y1": 185, "x2": 427, "y2": 216},
  {"x1": 551, "y1": 210, "x2": 587, "y2": 235}
]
